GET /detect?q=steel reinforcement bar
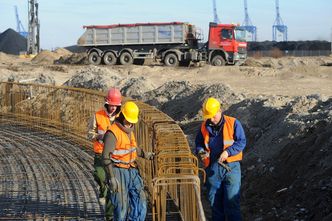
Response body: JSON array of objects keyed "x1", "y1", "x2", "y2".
[{"x1": 0, "y1": 82, "x2": 206, "y2": 221}]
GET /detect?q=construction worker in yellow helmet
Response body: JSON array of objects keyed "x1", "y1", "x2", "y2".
[
  {"x1": 87, "y1": 88, "x2": 122, "y2": 220},
  {"x1": 195, "y1": 97, "x2": 247, "y2": 221},
  {"x1": 102, "y1": 101, "x2": 154, "y2": 221}
]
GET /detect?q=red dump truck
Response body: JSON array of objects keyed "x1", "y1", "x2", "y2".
[{"x1": 77, "y1": 22, "x2": 247, "y2": 66}]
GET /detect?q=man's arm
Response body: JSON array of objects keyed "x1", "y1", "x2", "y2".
[
  {"x1": 195, "y1": 130, "x2": 205, "y2": 154},
  {"x1": 87, "y1": 115, "x2": 99, "y2": 141}
]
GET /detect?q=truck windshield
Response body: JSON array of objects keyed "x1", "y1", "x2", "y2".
[{"x1": 234, "y1": 28, "x2": 246, "y2": 42}]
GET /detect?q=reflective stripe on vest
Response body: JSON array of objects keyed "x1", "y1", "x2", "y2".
[
  {"x1": 200, "y1": 115, "x2": 243, "y2": 168},
  {"x1": 93, "y1": 109, "x2": 111, "y2": 154},
  {"x1": 109, "y1": 123, "x2": 137, "y2": 169}
]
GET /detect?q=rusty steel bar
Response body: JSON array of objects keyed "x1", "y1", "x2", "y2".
[{"x1": 0, "y1": 82, "x2": 206, "y2": 221}]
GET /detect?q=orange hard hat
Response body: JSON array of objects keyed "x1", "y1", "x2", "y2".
[{"x1": 105, "y1": 88, "x2": 122, "y2": 106}]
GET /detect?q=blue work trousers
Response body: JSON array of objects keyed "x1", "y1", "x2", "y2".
[
  {"x1": 206, "y1": 161, "x2": 242, "y2": 221},
  {"x1": 109, "y1": 167, "x2": 147, "y2": 221}
]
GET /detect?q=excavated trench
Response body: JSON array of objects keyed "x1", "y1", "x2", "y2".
[{"x1": 1, "y1": 67, "x2": 332, "y2": 220}]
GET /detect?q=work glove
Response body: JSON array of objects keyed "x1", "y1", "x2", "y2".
[
  {"x1": 96, "y1": 133, "x2": 104, "y2": 141},
  {"x1": 198, "y1": 150, "x2": 209, "y2": 161},
  {"x1": 144, "y1": 152, "x2": 155, "y2": 160},
  {"x1": 108, "y1": 177, "x2": 119, "y2": 193}
]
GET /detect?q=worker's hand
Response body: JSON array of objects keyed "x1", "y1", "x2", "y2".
[
  {"x1": 144, "y1": 152, "x2": 155, "y2": 160},
  {"x1": 108, "y1": 177, "x2": 119, "y2": 193},
  {"x1": 218, "y1": 151, "x2": 229, "y2": 164},
  {"x1": 198, "y1": 150, "x2": 209, "y2": 161},
  {"x1": 96, "y1": 133, "x2": 104, "y2": 141}
]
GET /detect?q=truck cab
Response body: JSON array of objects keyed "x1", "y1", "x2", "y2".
[{"x1": 207, "y1": 23, "x2": 247, "y2": 65}]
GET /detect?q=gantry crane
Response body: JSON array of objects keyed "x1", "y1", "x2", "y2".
[
  {"x1": 240, "y1": 0, "x2": 257, "y2": 41},
  {"x1": 27, "y1": 0, "x2": 40, "y2": 55},
  {"x1": 212, "y1": 0, "x2": 220, "y2": 23},
  {"x1": 14, "y1": 6, "x2": 28, "y2": 38},
  {"x1": 272, "y1": 0, "x2": 287, "y2": 41}
]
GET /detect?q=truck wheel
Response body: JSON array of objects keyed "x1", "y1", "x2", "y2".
[
  {"x1": 103, "y1": 52, "x2": 117, "y2": 65},
  {"x1": 119, "y1": 52, "x2": 133, "y2": 65},
  {"x1": 164, "y1": 53, "x2": 179, "y2": 67},
  {"x1": 211, "y1": 55, "x2": 226, "y2": 66},
  {"x1": 88, "y1": 51, "x2": 101, "y2": 65}
]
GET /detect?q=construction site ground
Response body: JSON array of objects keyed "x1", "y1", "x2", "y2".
[{"x1": 0, "y1": 51, "x2": 332, "y2": 220}]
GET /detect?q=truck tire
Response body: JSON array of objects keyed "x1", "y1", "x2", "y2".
[
  {"x1": 119, "y1": 52, "x2": 133, "y2": 65},
  {"x1": 88, "y1": 51, "x2": 102, "y2": 65},
  {"x1": 211, "y1": 55, "x2": 226, "y2": 66},
  {"x1": 164, "y1": 53, "x2": 179, "y2": 67},
  {"x1": 103, "y1": 52, "x2": 117, "y2": 65}
]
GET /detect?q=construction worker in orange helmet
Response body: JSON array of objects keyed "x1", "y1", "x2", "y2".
[
  {"x1": 102, "y1": 101, "x2": 154, "y2": 221},
  {"x1": 87, "y1": 87, "x2": 122, "y2": 220},
  {"x1": 195, "y1": 97, "x2": 246, "y2": 221}
]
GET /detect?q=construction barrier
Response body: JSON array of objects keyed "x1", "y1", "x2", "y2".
[{"x1": 0, "y1": 82, "x2": 206, "y2": 221}]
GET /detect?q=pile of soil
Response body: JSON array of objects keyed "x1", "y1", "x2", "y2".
[
  {"x1": 55, "y1": 53, "x2": 88, "y2": 65},
  {"x1": 32, "y1": 48, "x2": 72, "y2": 64},
  {"x1": 63, "y1": 66, "x2": 120, "y2": 91},
  {"x1": 0, "y1": 52, "x2": 15, "y2": 64},
  {"x1": 0, "y1": 29, "x2": 27, "y2": 55},
  {"x1": 7, "y1": 73, "x2": 55, "y2": 85}
]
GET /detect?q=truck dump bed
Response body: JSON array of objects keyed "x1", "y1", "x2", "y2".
[{"x1": 77, "y1": 22, "x2": 195, "y2": 46}]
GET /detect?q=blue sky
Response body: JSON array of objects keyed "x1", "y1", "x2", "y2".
[{"x1": 1, "y1": 0, "x2": 331, "y2": 49}]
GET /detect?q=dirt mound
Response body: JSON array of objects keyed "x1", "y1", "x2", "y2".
[
  {"x1": 0, "y1": 52, "x2": 15, "y2": 63},
  {"x1": 7, "y1": 73, "x2": 55, "y2": 85},
  {"x1": 228, "y1": 95, "x2": 332, "y2": 221},
  {"x1": 32, "y1": 50, "x2": 59, "y2": 64},
  {"x1": 244, "y1": 56, "x2": 331, "y2": 69},
  {"x1": 63, "y1": 66, "x2": 120, "y2": 91},
  {"x1": 54, "y1": 48, "x2": 72, "y2": 56},
  {"x1": 0, "y1": 29, "x2": 27, "y2": 55},
  {"x1": 55, "y1": 53, "x2": 88, "y2": 65},
  {"x1": 119, "y1": 77, "x2": 156, "y2": 100},
  {"x1": 32, "y1": 49, "x2": 73, "y2": 64},
  {"x1": 141, "y1": 81, "x2": 243, "y2": 121}
]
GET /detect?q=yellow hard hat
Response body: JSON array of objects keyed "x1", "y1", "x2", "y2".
[
  {"x1": 202, "y1": 97, "x2": 220, "y2": 119},
  {"x1": 122, "y1": 101, "x2": 139, "y2": 124}
]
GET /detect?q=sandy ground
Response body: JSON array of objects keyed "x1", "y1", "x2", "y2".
[
  {"x1": 1, "y1": 52, "x2": 332, "y2": 220},
  {"x1": 1, "y1": 53, "x2": 331, "y2": 98}
]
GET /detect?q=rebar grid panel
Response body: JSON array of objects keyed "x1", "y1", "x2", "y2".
[
  {"x1": 0, "y1": 117, "x2": 103, "y2": 220},
  {"x1": 0, "y1": 82, "x2": 206, "y2": 221}
]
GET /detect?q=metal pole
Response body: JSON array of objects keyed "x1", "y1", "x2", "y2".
[{"x1": 330, "y1": 27, "x2": 332, "y2": 55}]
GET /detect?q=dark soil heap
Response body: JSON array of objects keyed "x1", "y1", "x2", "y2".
[{"x1": 0, "y1": 29, "x2": 27, "y2": 55}]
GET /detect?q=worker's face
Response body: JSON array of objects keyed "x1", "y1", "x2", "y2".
[
  {"x1": 123, "y1": 119, "x2": 133, "y2": 128},
  {"x1": 210, "y1": 110, "x2": 222, "y2": 125},
  {"x1": 107, "y1": 105, "x2": 118, "y2": 115}
]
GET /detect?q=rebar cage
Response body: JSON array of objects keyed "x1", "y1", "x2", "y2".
[{"x1": 0, "y1": 82, "x2": 206, "y2": 221}]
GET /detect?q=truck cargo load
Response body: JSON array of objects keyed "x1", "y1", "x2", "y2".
[{"x1": 78, "y1": 22, "x2": 194, "y2": 46}]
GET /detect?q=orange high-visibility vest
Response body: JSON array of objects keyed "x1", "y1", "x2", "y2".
[
  {"x1": 109, "y1": 123, "x2": 137, "y2": 169},
  {"x1": 93, "y1": 109, "x2": 111, "y2": 154},
  {"x1": 200, "y1": 115, "x2": 243, "y2": 168}
]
